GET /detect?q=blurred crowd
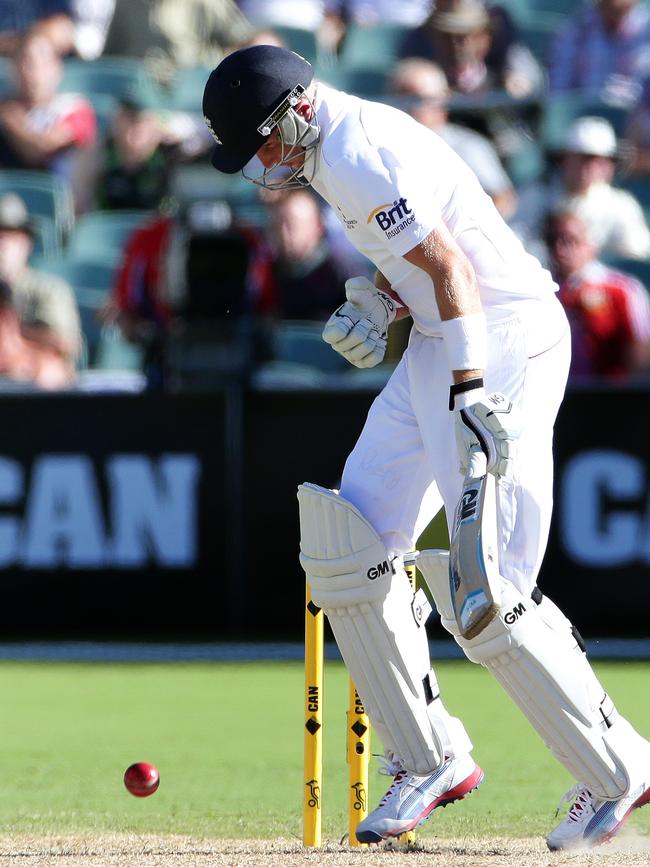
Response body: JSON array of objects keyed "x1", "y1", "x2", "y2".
[{"x1": 1, "y1": 0, "x2": 650, "y2": 390}]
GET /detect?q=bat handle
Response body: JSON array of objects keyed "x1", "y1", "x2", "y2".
[{"x1": 467, "y1": 447, "x2": 487, "y2": 480}]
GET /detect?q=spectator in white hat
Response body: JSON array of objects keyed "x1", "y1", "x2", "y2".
[
  {"x1": 554, "y1": 116, "x2": 650, "y2": 260},
  {"x1": 512, "y1": 116, "x2": 650, "y2": 261}
]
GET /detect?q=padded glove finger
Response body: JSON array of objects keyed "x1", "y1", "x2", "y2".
[{"x1": 322, "y1": 304, "x2": 359, "y2": 346}]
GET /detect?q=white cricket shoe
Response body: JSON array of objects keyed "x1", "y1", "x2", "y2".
[
  {"x1": 355, "y1": 753, "x2": 484, "y2": 844},
  {"x1": 547, "y1": 781, "x2": 650, "y2": 851}
]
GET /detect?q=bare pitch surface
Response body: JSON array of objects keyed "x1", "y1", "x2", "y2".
[{"x1": 0, "y1": 835, "x2": 650, "y2": 867}]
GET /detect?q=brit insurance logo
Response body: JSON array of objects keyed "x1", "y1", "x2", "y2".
[{"x1": 367, "y1": 197, "x2": 414, "y2": 238}]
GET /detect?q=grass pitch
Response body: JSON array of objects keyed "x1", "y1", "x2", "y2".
[{"x1": 0, "y1": 659, "x2": 648, "y2": 849}]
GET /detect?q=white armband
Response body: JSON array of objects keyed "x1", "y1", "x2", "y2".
[{"x1": 440, "y1": 313, "x2": 487, "y2": 372}]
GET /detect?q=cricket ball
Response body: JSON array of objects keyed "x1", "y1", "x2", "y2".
[{"x1": 123, "y1": 762, "x2": 160, "y2": 797}]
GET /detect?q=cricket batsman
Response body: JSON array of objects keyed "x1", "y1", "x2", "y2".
[{"x1": 202, "y1": 45, "x2": 650, "y2": 849}]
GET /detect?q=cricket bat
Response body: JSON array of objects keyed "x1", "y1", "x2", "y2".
[{"x1": 449, "y1": 449, "x2": 503, "y2": 640}]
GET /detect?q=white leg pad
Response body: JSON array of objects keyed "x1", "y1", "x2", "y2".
[
  {"x1": 298, "y1": 484, "x2": 472, "y2": 774},
  {"x1": 418, "y1": 550, "x2": 645, "y2": 800}
]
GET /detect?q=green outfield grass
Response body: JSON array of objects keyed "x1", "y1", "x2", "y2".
[{"x1": 0, "y1": 660, "x2": 648, "y2": 842}]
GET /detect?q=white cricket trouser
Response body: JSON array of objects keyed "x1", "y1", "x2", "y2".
[{"x1": 339, "y1": 300, "x2": 571, "y2": 599}]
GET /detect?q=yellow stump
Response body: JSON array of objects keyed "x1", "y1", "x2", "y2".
[
  {"x1": 404, "y1": 554, "x2": 418, "y2": 591},
  {"x1": 303, "y1": 584, "x2": 323, "y2": 847},
  {"x1": 302, "y1": 554, "x2": 420, "y2": 849},
  {"x1": 347, "y1": 680, "x2": 370, "y2": 847}
]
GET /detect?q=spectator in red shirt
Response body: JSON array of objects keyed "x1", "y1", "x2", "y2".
[
  {"x1": 0, "y1": 31, "x2": 97, "y2": 211},
  {"x1": 545, "y1": 208, "x2": 650, "y2": 381}
]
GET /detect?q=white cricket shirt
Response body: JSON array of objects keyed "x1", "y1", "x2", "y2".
[{"x1": 309, "y1": 84, "x2": 564, "y2": 348}]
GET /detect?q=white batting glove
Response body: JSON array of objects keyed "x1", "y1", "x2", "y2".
[
  {"x1": 322, "y1": 277, "x2": 398, "y2": 368},
  {"x1": 449, "y1": 380, "x2": 521, "y2": 478}
]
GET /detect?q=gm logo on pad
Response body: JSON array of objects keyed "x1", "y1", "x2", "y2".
[
  {"x1": 367, "y1": 560, "x2": 390, "y2": 580},
  {"x1": 367, "y1": 198, "x2": 415, "y2": 238}
]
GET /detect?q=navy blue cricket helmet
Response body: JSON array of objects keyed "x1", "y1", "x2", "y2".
[{"x1": 202, "y1": 45, "x2": 314, "y2": 175}]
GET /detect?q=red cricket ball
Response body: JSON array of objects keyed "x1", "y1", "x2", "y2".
[{"x1": 123, "y1": 762, "x2": 160, "y2": 797}]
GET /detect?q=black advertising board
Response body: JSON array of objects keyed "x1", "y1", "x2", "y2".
[
  {"x1": 0, "y1": 385, "x2": 646, "y2": 638},
  {"x1": 541, "y1": 386, "x2": 650, "y2": 635},
  {"x1": 0, "y1": 393, "x2": 226, "y2": 638}
]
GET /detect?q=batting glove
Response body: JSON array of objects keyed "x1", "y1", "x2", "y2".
[
  {"x1": 322, "y1": 277, "x2": 398, "y2": 368},
  {"x1": 450, "y1": 380, "x2": 521, "y2": 478}
]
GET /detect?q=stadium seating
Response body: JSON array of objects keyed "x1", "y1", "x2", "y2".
[
  {"x1": 336, "y1": 23, "x2": 407, "y2": 71},
  {"x1": 504, "y1": 140, "x2": 545, "y2": 187},
  {"x1": 499, "y1": 0, "x2": 576, "y2": 25},
  {"x1": 170, "y1": 165, "x2": 266, "y2": 228},
  {"x1": 35, "y1": 256, "x2": 117, "y2": 293},
  {"x1": 66, "y1": 210, "x2": 153, "y2": 262},
  {"x1": 58, "y1": 57, "x2": 163, "y2": 141},
  {"x1": 517, "y1": 17, "x2": 559, "y2": 64},
  {"x1": 168, "y1": 65, "x2": 212, "y2": 114},
  {"x1": 32, "y1": 255, "x2": 149, "y2": 370},
  {"x1": 0, "y1": 170, "x2": 75, "y2": 245},
  {"x1": 0, "y1": 57, "x2": 10, "y2": 98},
  {"x1": 313, "y1": 23, "x2": 409, "y2": 99},
  {"x1": 525, "y1": 0, "x2": 581, "y2": 20},
  {"x1": 272, "y1": 26, "x2": 321, "y2": 66},
  {"x1": 27, "y1": 216, "x2": 60, "y2": 259},
  {"x1": 540, "y1": 93, "x2": 631, "y2": 151},
  {"x1": 75, "y1": 287, "x2": 111, "y2": 366},
  {"x1": 317, "y1": 66, "x2": 389, "y2": 99},
  {"x1": 94, "y1": 325, "x2": 144, "y2": 371},
  {"x1": 272, "y1": 320, "x2": 349, "y2": 373},
  {"x1": 54, "y1": 231, "x2": 149, "y2": 370},
  {"x1": 34, "y1": 256, "x2": 119, "y2": 366},
  {"x1": 171, "y1": 163, "x2": 254, "y2": 199},
  {"x1": 60, "y1": 57, "x2": 161, "y2": 106}
]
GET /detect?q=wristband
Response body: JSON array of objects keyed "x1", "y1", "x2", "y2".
[
  {"x1": 440, "y1": 313, "x2": 487, "y2": 372},
  {"x1": 449, "y1": 377, "x2": 485, "y2": 411}
]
